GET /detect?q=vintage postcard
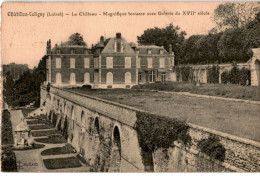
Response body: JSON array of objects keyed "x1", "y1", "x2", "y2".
[{"x1": 1, "y1": 1, "x2": 260, "y2": 173}]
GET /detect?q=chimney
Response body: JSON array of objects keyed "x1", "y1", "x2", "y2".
[
  {"x1": 99, "y1": 36, "x2": 104, "y2": 48},
  {"x1": 116, "y1": 33, "x2": 121, "y2": 39},
  {"x1": 169, "y1": 44, "x2": 172, "y2": 54}
]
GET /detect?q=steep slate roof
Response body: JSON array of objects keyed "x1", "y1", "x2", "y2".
[
  {"x1": 101, "y1": 38, "x2": 136, "y2": 54},
  {"x1": 136, "y1": 45, "x2": 168, "y2": 55},
  {"x1": 15, "y1": 119, "x2": 30, "y2": 132},
  {"x1": 52, "y1": 45, "x2": 89, "y2": 54}
]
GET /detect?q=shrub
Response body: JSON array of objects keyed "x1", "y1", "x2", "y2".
[
  {"x1": 198, "y1": 135, "x2": 226, "y2": 162},
  {"x1": 82, "y1": 84, "x2": 92, "y2": 89},
  {"x1": 1, "y1": 149, "x2": 17, "y2": 172}
]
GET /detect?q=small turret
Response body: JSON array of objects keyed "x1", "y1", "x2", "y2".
[{"x1": 46, "y1": 39, "x2": 52, "y2": 55}]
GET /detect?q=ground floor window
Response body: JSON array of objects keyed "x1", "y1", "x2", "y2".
[
  {"x1": 149, "y1": 71, "x2": 155, "y2": 83},
  {"x1": 138, "y1": 73, "x2": 142, "y2": 82},
  {"x1": 161, "y1": 73, "x2": 166, "y2": 82}
]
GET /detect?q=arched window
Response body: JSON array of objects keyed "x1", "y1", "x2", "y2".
[
  {"x1": 70, "y1": 72, "x2": 76, "y2": 85},
  {"x1": 56, "y1": 73, "x2": 62, "y2": 84},
  {"x1": 125, "y1": 72, "x2": 131, "y2": 84},
  {"x1": 106, "y1": 72, "x2": 113, "y2": 85},
  {"x1": 84, "y1": 72, "x2": 90, "y2": 84}
]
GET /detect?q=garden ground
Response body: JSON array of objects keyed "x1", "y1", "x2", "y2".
[
  {"x1": 9, "y1": 110, "x2": 91, "y2": 172},
  {"x1": 69, "y1": 87, "x2": 260, "y2": 142}
]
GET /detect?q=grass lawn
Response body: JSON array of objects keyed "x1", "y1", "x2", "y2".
[
  {"x1": 34, "y1": 136, "x2": 67, "y2": 144},
  {"x1": 29, "y1": 124, "x2": 53, "y2": 130},
  {"x1": 21, "y1": 108, "x2": 37, "y2": 117},
  {"x1": 132, "y1": 82, "x2": 260, "y2": 101},
  {"x1": 41, "y1": 144, "x2": 76, "y2": 156},
  {"x1": 43, "y1": 157, "x2": 82, "y2": 170},
  {"x1": 32, "y1": 130, "x2": 59, "y2": 137},
  {"x1": 69, "y1": 88, "x2": 260, "y2": 142}
]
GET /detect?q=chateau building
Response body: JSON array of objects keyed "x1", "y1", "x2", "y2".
[{"x1": 46, "y1": 33, "x2": 175, "y2": 88}]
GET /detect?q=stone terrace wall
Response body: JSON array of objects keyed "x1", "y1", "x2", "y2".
[{"x1": 40, "y1": 86, "x2": 260, "y2": 172}]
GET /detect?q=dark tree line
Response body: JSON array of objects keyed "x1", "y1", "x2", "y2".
[
  {"x1": 179, "y1": 12, "x2": 260, "y2": 65},
  {"x1": 3, "y1": 56, "x2": 47, "y2": 107}
]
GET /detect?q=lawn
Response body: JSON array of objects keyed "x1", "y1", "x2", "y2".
[
  {"x1": 69, "y1": 88, "x2": 260, "y2": 142},
  {"x1": 132, "y1": 82, "x2": 260, "y2": 101},
  {"x1": 34, "y1": 136, "x2": 67, "y2": 144},
  {"x1": 29, "y1": 124, "x2": 53, "y2": 130},
  {"x1": 32, "y1": 130, "x2": 59, "y2": 137},
  {"x1": 41, "y1": 144, "x2": 76, "y2": 156},
  {"x1": 43, "y1": 157, "x2": 82, "y2": 170}
]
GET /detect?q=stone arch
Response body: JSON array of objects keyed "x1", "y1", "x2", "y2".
[
  {"x1": 109, "y1": 124, "x2": 122, "y2": 172},
  {"x1": 70, "y1": 72, "x2": 76, "y2": 85},
  {"x1": 84, "y1": 72, "x2": 90, "y2": 84},
  {"x1": 56, "y1": 73, "x2": 62, "y2": 84},
  {"x1": 94, "y1": 117, "x2": 100, "y2": 141},
  {"x1": 106, "y1": 72, "x2": 113, "y2": 85},
  {"x1": 125, "y1": 72, "x2": 131, "y2": 84},
  {"x1": 253, "y1": 59, "x2": 260, "y2": 86}
]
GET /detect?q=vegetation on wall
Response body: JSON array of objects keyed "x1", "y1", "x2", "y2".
[
  {"x1": 135, "y1": 111, "x2": 191, "y2": 153},
  {"x1": 207, "y1": 65, "x2": 220, "y2": 84},
  {"x1": 198, "y1": 135, "x2": 226, "y2": 162},
  {"x1": 221, "y1": 65, "x2": 251, "y2": 85},
  {"x1": 174, "y1": 66, "x2": 193, "y2": 82}
]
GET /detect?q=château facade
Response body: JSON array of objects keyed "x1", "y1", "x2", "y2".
[{"x1": 46, "y1": 33, "x2": 175, "y2": 88}]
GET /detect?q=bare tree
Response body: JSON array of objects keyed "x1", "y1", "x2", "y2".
[{"x1": 213, "y1": 2, "x2": 260, "y2": 31}]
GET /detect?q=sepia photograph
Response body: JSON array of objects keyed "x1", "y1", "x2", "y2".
[{"x1": 1, "y1": 1, "x2": 260, "y2": 173}]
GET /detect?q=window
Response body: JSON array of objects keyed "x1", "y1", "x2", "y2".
[
  {"x1": 138, "y1": 73, "x2": 142, "y2": 82},
  {"x1": 149, "y1": 71, "x2": 155, "y2": 83},
  {"x1": 106, "y1": 72, "x2": 113, "y2": 85},
  {"x1": 148, "y1": 49, "x2": 152, "y2": 54},
  {"x1": 70, "y1": 72, "x2": 76, "y2": 85},
  {"x1": 136, "y1": 57, "x2": 140, "y2": 68},
  {"x1": 84, "y1": 58, "x2": 90, "y2": 68},
  {"x1": 161, "y1": 73, "x2": 166, "y2": 82},
  {"x1": 160, "y1": 50, "x2": 164, "y2": 55},
  {"x1": 70, "y1": 58, "x2": 75, "y2": 68},
  {"x1": 160, "y1": 58, "x2": 165, "y2": 68},
  {"x1": 147, "y1": 58, "x2": 153, "y2": 68},
  {"x1": 56, "y1": 73, "x2": 62, "y2": 84},
  {"x1": 71, "y1": 49, "x2": 75, "y2": 54},
  {"x1": 84, "y1": 72, "x2": 90, "y2": 84},
  {"x1": 125, "y1": 57, "x2": 131, "y2": 68},
  {"x1": 56, "y1": 49, "x2": 61, "y2": 54},
  {"x1": 56, "y1": 58, "x2": 61, "y2": 68},
  {"x1": 106, "y1": 57, "x2": 113, "y2": 68},
  {"x1": 125, "y1": 72, "x2": 131, "y2": 84}
]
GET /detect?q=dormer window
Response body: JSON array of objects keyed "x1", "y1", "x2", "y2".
[
  {"x1": 148, "y1": 49, "x2": 152, "y2": 54},
  {"x1": 71, "y1": 49, "x2": 75, "y2": 54},
  {"x1": 56, "y1": 49, "x2": 61, "y2": 54},
  {"x1": 160, "y1": 49, "x2": 164, "y2": 55}
]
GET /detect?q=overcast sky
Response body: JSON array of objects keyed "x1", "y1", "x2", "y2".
[{"x1": 2, "y1": 2, "x2": 222, "y2": 68}]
